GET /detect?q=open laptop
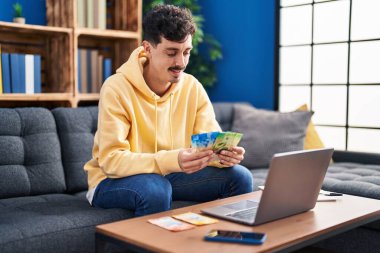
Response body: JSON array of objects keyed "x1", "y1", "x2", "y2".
[{"x1": 201, "y1": 148, "x2": 334, "y2": 225}]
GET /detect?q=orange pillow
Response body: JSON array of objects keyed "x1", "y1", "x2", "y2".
[{"x1": 296, "y1": 104, "x2": 325, "y2": 150}]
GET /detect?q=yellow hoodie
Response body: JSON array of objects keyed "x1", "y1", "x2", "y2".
[{"x1": 84, "y1": 46, "x2": 222, "y2": 190}]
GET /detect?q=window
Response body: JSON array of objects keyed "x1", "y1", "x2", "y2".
[{"x1": 278, "y1": 0, "x2": 380, "y2": 153}]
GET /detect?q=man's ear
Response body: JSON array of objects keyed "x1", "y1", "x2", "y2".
[{"x1": 142, "y1": 41, "x2": 152, "y2": 56}]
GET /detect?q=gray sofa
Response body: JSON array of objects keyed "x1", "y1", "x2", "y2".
[{"x1": 0, "y1": 103, "x2": 379, "y2": 253}]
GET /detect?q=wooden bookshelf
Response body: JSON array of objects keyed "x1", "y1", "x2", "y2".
[{"x1": 0, "y1": 0, "x2": 142, "y2": 108}]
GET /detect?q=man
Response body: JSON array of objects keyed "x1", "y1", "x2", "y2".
[{"x1": 84, "y1": 4, "x2": 253, "y2": 216}]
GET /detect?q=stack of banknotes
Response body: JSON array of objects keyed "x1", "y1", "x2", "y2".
[{"x1": 191, "y1": 132, "x2": 243, "y2": 167}]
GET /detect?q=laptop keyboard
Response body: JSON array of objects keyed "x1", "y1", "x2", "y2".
[{"x1": 227, "y1": 208, "x2": 258, "y2": 220}]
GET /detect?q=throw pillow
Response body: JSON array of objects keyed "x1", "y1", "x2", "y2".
[
  {"x1": 296, "y1": 104, "x2": 325, "y2": 150},
  {"x1": 231, "y1": 104, "x2": 312, "y2": 168}
]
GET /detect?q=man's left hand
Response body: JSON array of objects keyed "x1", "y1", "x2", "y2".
[{"x1": 217, "y1": 146, "x2": 245, "y2": 167}]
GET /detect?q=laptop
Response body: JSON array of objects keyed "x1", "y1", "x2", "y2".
[{"x1": 201, "y1": 148, "x2": 334, "y2": 225}]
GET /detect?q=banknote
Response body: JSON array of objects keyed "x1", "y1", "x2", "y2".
[
  {"x1": 191, "y1": 131, "x2": 219, "y2": 150},
  {"x1": 191, "y1": 131, "x2": 243, "y2": 167},
  {"x1": 191, "y1": 132, "x2": 242, "y2": 151}
]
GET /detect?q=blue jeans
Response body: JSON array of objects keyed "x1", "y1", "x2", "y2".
[{"x1": 92, "y1": 165, "x2": 253, "y2": 217}]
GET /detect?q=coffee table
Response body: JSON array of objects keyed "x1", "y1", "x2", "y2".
[{"x1": 96, "y1": 191, "x2": 380, "y2": 253}]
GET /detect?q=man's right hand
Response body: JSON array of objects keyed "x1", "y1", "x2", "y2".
[{"x1": 178, "y1": 148, "x2": 214, "y2": 174}]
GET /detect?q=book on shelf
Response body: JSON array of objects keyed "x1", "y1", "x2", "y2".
[
  {"x1": 0, "y1": 53, "x2": 41, "y2": 94},
  {"x1": 79, "y1": 49, "x2": 88, "y2": 93},
  {"x1": 90, "y1": 49, "x2": 98, "y2": 93},
  {"x1": 77, "y1": 0, "x2": 107, "y2": 29},
  {"x1": 25, "y1": 54, "x2": 34, "y2": 94},
  {"x1": 0, "y1": 45, "x2": 2, "y2": 94},
  {"x1": 77, "y1": 0, "x2": 87, "y2": 28},
  {"x1": 77, "y1": 49, "x2": 113, "y2": 93},
  {"x1": 10, "y1": 54, "x2": 23, "y2": 93},
  {"x1": 34, "y1": 55, "x2": 41, "y2": 93},
  {"x1": 103, "y1": 58, "x2": 112, "y2": 81},
  {"x1": 87, "y1": 0, "x2": 94, "y2": 28},
  {"x1": 1, "y1": 52, "x2": 11, "y2": 93},
  {"x1": 99, "y1": 0, "x2": 106, "y2": 30}
]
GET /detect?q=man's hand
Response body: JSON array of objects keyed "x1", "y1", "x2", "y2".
[
  {"x1": 217, "y1": 146, "x2": 245, "y2": 167},
  {"x1": 178, "y1": 148, "x2": 213, "y2": 174}
]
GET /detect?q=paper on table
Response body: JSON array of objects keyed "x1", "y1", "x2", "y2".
[{"x1": 257, "y1": 186, "x2": 341, "y2": 202}]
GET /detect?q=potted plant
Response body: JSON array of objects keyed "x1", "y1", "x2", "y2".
[{"x1": 13, "y1": 2, "x2": 25, "y2": 24}]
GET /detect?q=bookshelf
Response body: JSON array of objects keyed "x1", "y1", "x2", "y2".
[{"x1": 0, "y1": 0, "x2": 142, "y2": 108}]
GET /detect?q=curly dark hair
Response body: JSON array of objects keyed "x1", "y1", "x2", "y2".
[{"x1": 143, "y1": 4, "x2": 196, "y2": 45}]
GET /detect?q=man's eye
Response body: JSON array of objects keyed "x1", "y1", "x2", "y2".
[
  {"x1": 184, "y1": 52, "x2": 190, "y2": 56},
  {"x1": 167, "y1": 53, "x2": 176, "y2": 57}
]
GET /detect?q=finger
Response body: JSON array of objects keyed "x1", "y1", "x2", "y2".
[
  {"x1": 219, "y1": 160, "x2": 235, "y2": 167},
  {"x1": 182, "y1": 161, "x2": 209, "y2": 174},
  {"x1": 219, "y1": 152, "x2": 244, "y2": 162},
  {"x1": 219, "y1": 154, "x2": 240, "y2": 165},
  {"x1": 231, "y1": 146, "x2": 245, "y2": 155},
  {"x1": 182, "y1": 149, "x2": 213, "y2": 162},
  {"x1": 181, "y1": 154, "x2": 212, "y2": 168}
]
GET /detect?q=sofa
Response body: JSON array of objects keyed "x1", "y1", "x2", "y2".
[{"x1": 0, "y1": 103, "x2": 379, "y2": 253}]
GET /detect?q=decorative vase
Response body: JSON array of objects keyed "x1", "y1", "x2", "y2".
[{"x1": 13, "y1": 17, "x2": 25, "y2": 24}]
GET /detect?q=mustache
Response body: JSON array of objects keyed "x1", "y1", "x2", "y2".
[{"x1": 168, "y1": 66, "x2": 186, "y2": 71}]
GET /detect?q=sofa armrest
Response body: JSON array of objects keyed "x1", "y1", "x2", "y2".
[{"x1": 333, "y1": 150, "x2": 380, "y2": 165}]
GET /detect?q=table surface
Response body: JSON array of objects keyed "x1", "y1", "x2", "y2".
[{"x1": 96, "y1": 191, "x2": 380, "y2": 253}]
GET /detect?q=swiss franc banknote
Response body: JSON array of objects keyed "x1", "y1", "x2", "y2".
[
  {"x1": 191, "y1": 132, "x2": 243, "y2": 167},
  {"x1": 191, "y1": 132, "x2": 242, "y2": 152},
  {"x1": 148, "y1": 217, "x2": 195, "y2": 232}
]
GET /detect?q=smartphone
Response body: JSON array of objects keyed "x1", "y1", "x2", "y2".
[{"x1": 204, "y1": 229, "x2": 266, "y2": 245}]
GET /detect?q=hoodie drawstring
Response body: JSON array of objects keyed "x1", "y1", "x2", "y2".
[
  {"x1": 153, "y1": 93, "x2": 174, "y2": 153},
  {"x1": 153, "y1": 95, "x2": 158, "y2": 153},
  {"x1": 169, "y1": 93, "x2": 173, "y2": 150}
]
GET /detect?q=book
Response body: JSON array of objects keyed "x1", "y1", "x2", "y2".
[
  {"x1": 97, "y1": 54, "x2": 103, "y2": 92},
  {"x1": 87, "y1": 0, "x2": 94, "y2": 28},
  {"x1": 77, "y1": 50, "x2": 81, "y2": 92},
  {"x1": 90, "y1": 50, "x2": 98, "y2": 93},
  {"x1": 93, "y1": 0, "x2": 99, "y2": 28},
  {"x1": 103, "y1": 58, "x2": 112, "y2": 81},
  {"x1": 10, "y1": 54, "x2": 21, "y2": 93},
  {"x1": 98, "y1": 0, "x2": 106, "y2": 30},
  {"x1": 25, "y1": 54, "x2": 34, "y2": 94},
  {"x1": 34, "y1": 55, "x2": 41, "y2": 93},
  {"x1": 77, "y1": 0, "x2": 86, "y2": 27},
  {"x1": 18, "y1": 54, "x2": 26, "y2": 93},
  {"x1": 80, "y1": 49, "x2": 88, "y2": 93},
  {"x1": 1, "y1": 53, "x2": 11, "y2": 93},
  {"x1": 0, "y1": 45, "x2": 2, "y2": 94}
]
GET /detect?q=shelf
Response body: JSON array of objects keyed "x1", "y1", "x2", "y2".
[
  {"x1": 75, "y1": 28, "x2": 140, "y2": 39},
  {"x1": 0, "y1": 93, "x2": 73, "y2": 101},
  {"x1": 77, "y1": 93, "x2": 101, "y2": 101},
  {"x1": 1, "y1": 0, "x2": 141, "y2": 108},
  {"x1": 0, "y1": 21, "x2": 72, "y2": 35}
]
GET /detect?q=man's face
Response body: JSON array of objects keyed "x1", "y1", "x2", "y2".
[{"x1": 144, "y1": 35, "x2": 193, "y2": 84}]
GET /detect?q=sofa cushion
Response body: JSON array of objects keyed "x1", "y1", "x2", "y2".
[
  {"x1": 212, "y1": 102, "x2": 235, "y2": 131},
  {"x1": 231, "y1": 104, "x2": 312, "y2": 168},
  {"x1": 0, "y1": 108, "x2": 66, "y2": 199},
  {"x1": 296, "y1": 104, "x2": 326, "y2": 150},
  {"x1": 323, "y1": 162, "x2": 380, "y2": 200},
  {"x1": 0, "y1": 193, "x2": 132, "y2": 253},
  {"x1": 52, "y1": 107, "x2": 98, "y2": 193}
]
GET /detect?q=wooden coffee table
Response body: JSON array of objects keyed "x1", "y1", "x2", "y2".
[{"x1": 96, "y1": 191, "x2": 380, "y2": 253}]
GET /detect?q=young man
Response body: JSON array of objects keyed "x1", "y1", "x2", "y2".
[{"x1": 84, "y1": 4, "x2": 253, "y2": 216}]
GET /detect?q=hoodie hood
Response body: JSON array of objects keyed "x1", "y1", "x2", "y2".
[{"x1": 116, "y1": 46, "x2": 182, "y2": 102}]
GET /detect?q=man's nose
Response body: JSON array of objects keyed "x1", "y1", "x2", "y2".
[{"x1": 175, "y1": 54, "x2": 186, "y2": 67}]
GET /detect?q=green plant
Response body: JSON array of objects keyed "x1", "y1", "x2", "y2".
[
  {"x1": 13, "y1": 2, "x2": 23, "y2": 18},
  {"x1": 143, "y1": 0, "x2": 222, "y2": 88}
]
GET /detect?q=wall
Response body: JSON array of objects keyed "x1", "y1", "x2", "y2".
[
  {"x1": 0, "y1": 0, "x2": 277, "y2": 109},
  {"x1": 201, "y1": 0, "x2": 277, "y2": 109},
  {"x1": 0, "y1": 0, "x2": 46, "y2": 25}
]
